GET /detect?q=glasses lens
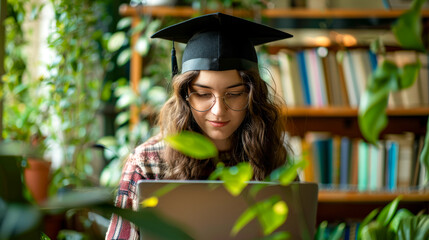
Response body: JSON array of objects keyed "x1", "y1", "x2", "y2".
[
  {"x1": 188, "y1": 92, "x2": 214, "y2": 111},
  {"x1": 187, "y1": 91, "x2": 249, "y2": 111},
  {"x1": 224, "y1": 92, "x2": 249, "y2": 111}
]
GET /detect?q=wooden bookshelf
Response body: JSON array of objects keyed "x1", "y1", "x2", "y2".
[
  {"x1": 119, "y1": 5, "x2": 429, "y2": 19},
  {"x1": 319, "y1": 190, "x2": 429, "y2": 203},
  {"x1": 284, "y1": 107, "x2": 428, "y2": 137},
  {"x1": 317, "y1": 190, "x2": 429, "y2": 223}
]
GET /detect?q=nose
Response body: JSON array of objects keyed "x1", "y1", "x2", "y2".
[{"x1": 210, "y1": 96, "x2": 227, "y2": 116}]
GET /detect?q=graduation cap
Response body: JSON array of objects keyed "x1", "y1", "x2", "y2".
[{"x1": 151, "y1": 12, "x2": 293, "y2": 76}]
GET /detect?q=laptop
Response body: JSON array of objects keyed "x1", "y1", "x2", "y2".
[{"x1": 137, "y1": 180, "x2": 318, "y2": 240}]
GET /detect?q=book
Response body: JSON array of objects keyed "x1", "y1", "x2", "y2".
[
  {"x1": 386, "y1": 140, "x2": 399, "y2": 191},
  {"x1": 350, "y1": 139, "x2": 360, "y2": 187},
  {"x1": 324, "y1": 51, "x2": 346, "y2": 106},
  {"x1": 277, "y1": 51, "x2": 295, "y2": 106},
  {"x1": 342, "y1": 51, "x2": 360, "y2": 107},
  {"x1": 340, "y1": 137, "x2": 352, "y2": 188},
  {"x1": 358, "y1": 140, "x2": 369, "y2": 191},
  {"x1": 386, "y1": 133, "x2": 415, "y2": 189},
  {"x1": 368, "y1": 143, "x2": 379, "y2": 191},
  {"x1": 266, "y1": 55, "x2": 285, "y2": 102},
  {"x1": 296, "y1": 51, "x2": 312, "y2": 106},
  {"x1": 377, "y1": 141, "x2": 386, "y2": 190},
  {"x1": 332, "y1": 135, "x2": 342, "y2": 186}
]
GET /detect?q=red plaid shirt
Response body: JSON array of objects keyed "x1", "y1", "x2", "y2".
[{"x1": 105, "y1": 134, "x2": 166, "y2": 240}]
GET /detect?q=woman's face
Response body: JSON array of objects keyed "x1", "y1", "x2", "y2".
[{"x1": 188, "y1": 70, "x2": 248, "y2": 151}]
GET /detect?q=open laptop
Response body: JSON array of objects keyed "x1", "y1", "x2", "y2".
[{"x1": 137, "y1": 180, "x2": 318, "y2": 240}]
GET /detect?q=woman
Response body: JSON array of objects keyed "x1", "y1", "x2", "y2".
[{"x1": 106, "y1": 12, "x2": 293, "y2": 239}]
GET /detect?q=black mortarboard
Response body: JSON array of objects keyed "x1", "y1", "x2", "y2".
[{"x1": 151, "y1": 12, "x2": 292, "y2": 75}]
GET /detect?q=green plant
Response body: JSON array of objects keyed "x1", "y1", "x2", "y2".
[
  {"x1": 42, "y1": 0, "x2": 115, "y2": 194},
  {"x1": 2, "y1": 0, "x2": 47, "y2": 158},
  {"x1": 356, "y1": 197, "x2": 429, "y2": 240},
  {"x1": 358, "y1": 0, "x2": 429, "y2": 183},
  {"x1": 98, "y1": 15, "x2": 175, "y2": 187}
]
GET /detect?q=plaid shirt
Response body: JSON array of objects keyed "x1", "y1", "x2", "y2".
[{"x1": 105, "y1": 134, "x2": 166, "y2": 240}]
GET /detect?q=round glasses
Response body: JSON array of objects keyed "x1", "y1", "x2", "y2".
[{"x1": 186, "y1": 91, "x2": 249, "y2": 112}]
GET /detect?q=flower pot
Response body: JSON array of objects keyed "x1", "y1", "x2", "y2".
[{"x1": 24, "y1": 158, "x2": 51, "y2": 204}]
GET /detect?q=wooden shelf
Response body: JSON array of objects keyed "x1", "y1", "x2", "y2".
[
  {"x1": 119, "y1": 5, "x2": 429, "y2": 19},
  {"x1": 284, "y1": 107, "x2": 429, "y2": 117},
  {"x1": 319, "y1": 190, "x2": 429, "y2": 203}
]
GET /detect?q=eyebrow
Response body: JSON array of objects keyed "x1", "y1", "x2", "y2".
[{"x1": 192, "y1": 83, "x2": 245, "y2": 89}]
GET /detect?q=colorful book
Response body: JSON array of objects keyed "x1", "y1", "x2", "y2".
[
  {"x1": 368, "y1": 143, "x2": 380, "y2": 191},
  {"x1": 358, "y1": 140, "x2": 369, "y2": 191},
  {"x1": 340, "y1": 137, "x2": 351, "y2": 188},
  {"x1": 386, "y1": 140, "x2": 399, "y2": 191},
  {"x1": 296, "y1": 51, "x2": 312, "y2": 105}
]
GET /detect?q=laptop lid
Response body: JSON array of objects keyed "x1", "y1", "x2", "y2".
[{"x1": 137, "y1": 180, "x2": 318, "y2": 240}]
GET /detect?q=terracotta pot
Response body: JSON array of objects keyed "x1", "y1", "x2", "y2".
[{"x1": 24, "y1": 158, "x2": 51, "y2": 204}]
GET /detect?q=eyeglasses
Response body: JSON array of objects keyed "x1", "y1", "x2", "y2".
[{"x1": 186, "y1": 91, "x2": 249, "y2": 112}]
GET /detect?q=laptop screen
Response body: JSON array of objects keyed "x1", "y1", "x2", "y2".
[{"x1": 137, "y1": 180, "x2": 318, "y2": 240}]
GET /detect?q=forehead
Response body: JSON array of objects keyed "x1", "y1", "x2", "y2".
[{"x1": 191, "y1": 70, "x2": 243, "y2": 89}]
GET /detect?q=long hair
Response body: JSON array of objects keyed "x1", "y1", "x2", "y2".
[{"x1": 157, "y1": 70, "x2": 290, "y2": 180}]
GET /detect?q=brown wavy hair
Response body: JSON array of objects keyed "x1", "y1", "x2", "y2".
[{"x1": 157, "y1": 70, "x2": 290, "y2": 180}]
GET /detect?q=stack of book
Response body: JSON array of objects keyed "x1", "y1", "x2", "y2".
[
  {"x1": 265, "y1": 48, "x2": 429, "y2": 108},
  {"x1": 288, "y1": 132, "x2": 427, "y2": 191}
]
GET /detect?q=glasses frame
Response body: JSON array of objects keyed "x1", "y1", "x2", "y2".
[{"x1": 186, "y1": 91, "x2": 250, "y2": 112}]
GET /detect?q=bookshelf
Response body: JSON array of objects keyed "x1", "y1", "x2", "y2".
[{"x1": 119, "y1": 4, "x2": 429, "y2": 224}]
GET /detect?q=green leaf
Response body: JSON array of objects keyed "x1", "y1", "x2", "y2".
[
  {"x1": 315, "y1": 221, "x2": 327, "y2": 240},
  {"x1": 231, "y1": 196, "x2": 287, "y2": 236},
  {"x1": 399, "y1": 63, "x2": 421, "y2": 89},
  {"x1": 392, "y1": 0, "x2": 426, "y2": 52},
  {"x1": 148, "y1": 86, "x2": 168, "y2": 106},
  {"x1": 270, "y1": 160, "x2": 307, "y2": 186},
  {"x1": 135, "y1": 36, "x2": 150, "y2": 56},
  {"x1": 361, "y1": 221, "x2": 388, "y2": 240},
  {"x1": 420, "y1": 118, "x2": 429, "y2": 184},
  {"x1": 117, "y1": 17, "x2": 132, "y2": 30},
  {"x1": 117, "y1": 49, "x2": 131, "y2": 66},
  {"x1": 376, "y1": 197, "x2": 401, "y2": 227},
  {"x1": 330, "y1": 223, "x2": 346, "y2": 240},
  {"x1": 164, "y1": 131, "x2": 218, "y2": 159},
  {"x1": 389, "y1": 208, "x2": 414, "y2": 233},
  {"x1": 116, "y1": 90, "x2": 137, "y2": 109},
  {"x1": 358, "y1": 208, "x2": 380, "y2": 240},
  {"x1": 101, "y1": 80, "x2": 112, "y2": 101},
  {"x1": 358, "y1": 60, "x2": 396, "y2": 143},
  {"x1": 220, "y1": 162, "x2": 253, "y2": 196},
  {"x1": 397, "y1": 215, "x2": 429, "y2": 240},
  {"x1": 358, "y1": 89, "x2": 389, "y2": 144},
  {"x1": 107, "y1": 31, "x2": 126, "y2": 52},
  {"x1": 115, "y1": 111, "x2": 130, "y2": 126}
]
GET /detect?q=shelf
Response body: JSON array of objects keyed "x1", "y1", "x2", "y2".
[
  {"x1": 284, "y1": 107, "x2": 429, "y2": 117},
  {"x1": 319, "y1": 190, "x2": 429, "y2": 203},
  {"x1": 119, "y1": 5, "x2": 429, "y2": 19},
  {"x1": 284, "y1": 107, "x2": 428, "y2": 137}
]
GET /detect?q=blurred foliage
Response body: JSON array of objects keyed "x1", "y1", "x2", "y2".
[
  {"x1": 358, "y1": 0, "x2": 429, "y2": 183},
  {"x1": 98, "y1": 15, "x2": 178, "y2": 187},
  {"x1": 2, "y1": 0, "x2": 47, "y2": 157},
  {"x1": 41, "y1": 0, "x2": 115, "y2": 195},
  {"x1": 356, "y1": 197, "x2": 429, "y2": 240}
]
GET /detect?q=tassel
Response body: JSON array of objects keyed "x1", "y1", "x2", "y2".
[{"x1": 171, "y1": 41, "x2": 178, "y2": 77}]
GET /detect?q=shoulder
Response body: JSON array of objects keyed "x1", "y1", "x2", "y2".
[{"x1": 126, "y1": 133, "x2": 166, "y2": 180}]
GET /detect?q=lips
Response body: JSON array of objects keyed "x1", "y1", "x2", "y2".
[{"x1": 208, "y1": 120, "x2": 230, "y2": 127}]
